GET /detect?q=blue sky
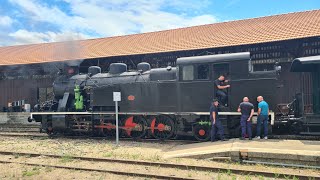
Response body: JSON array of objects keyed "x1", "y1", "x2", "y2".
[{"x1": 0, "y1": 0, "x2": 319, "y2": 46}]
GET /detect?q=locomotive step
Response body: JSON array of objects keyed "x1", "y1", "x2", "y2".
[
  {"x1": 299, "y1": 132, "x2": 320, "y2": 135},
  {"x1": 304, "y1": 123, "x2": 320, "y2": 127}
]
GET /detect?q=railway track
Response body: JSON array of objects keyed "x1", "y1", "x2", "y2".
[
  {"x1": 0, "y1": 160, "x2": 193, "y2": 180},
  {"x1": 0, "y1": 151, "x2": 318, "y2": 180},
  {"x1": 0, "y1": 124, "x2": 40, "y2": 133},
  {"x1": 0, "y1": 132, "x2": 198, "y2": 144},
  {"x1": 2, "y1": 123, "x2": 320, "y2": 141},
  {"x1": 1, "y1": 129, "x2": 320, "y2": 143}
]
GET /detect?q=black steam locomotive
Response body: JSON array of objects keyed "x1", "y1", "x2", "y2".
[{"x1": 29, "y1": 52, "x2": 319, "y2": 141}]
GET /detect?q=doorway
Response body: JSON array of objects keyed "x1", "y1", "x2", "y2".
[{"x1": 212, "y1": 63, "x2": 230, "y2": 106}]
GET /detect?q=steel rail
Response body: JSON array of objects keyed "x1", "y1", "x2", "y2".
[
  {"x1": 242, "y1": 160, "x2": 320, "y2": 170},
  {"x1": 0, "y1": 151, "x2": 318, "y2": 180},
  {"x1": 0, "y1": 132, "x2": 45, "y2": 137},
  {"x1": 0, "y1": 132, "x2": 198, "y2": 144},
  {"x1": 1, "y1": 131, "x2": 320, "y2": 142},
  {"x1": 0, "y1": 160, "x2": 195, "y2": 180},
  {"x1": 0, "y1": 130, "x2": 39, "y2": 133}
]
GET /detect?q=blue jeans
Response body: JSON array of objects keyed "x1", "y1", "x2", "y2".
[
  {"x1": 216, "y1": 90, "x2": 227, "y2": 105},
  {"x1": 211, "y1": 119, "x2": 224, "y2": 141},
  {"x1": 256, "y1": 115, "x2": 269, "y2": 137},
  {"x1": 241, "y1": 115, "x2": 252, "y2": 138}
]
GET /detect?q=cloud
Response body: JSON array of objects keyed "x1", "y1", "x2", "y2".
[
  {"x1": 65, "y1": 0, "x2": 217, "y2": 35},
  {"x1": 8, "y1": 29, "x2": 89, "y2": 45},
  {"x1": 5, "y1": 0, "x2": 217, "y2": 46},
  {"x1": 0, "y1": 16, "x2": 13, "y2": 27},
  {"x1": 8, "y1": 0, "x2": 86, "y2": 31}
]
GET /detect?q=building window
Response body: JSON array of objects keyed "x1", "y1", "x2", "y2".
[
  {"x1": 195, "y1": 64, "x2": 209, "y2": 80},
  {"x1": 182, "y1": 65, "x2": 194, "y2": 80}
]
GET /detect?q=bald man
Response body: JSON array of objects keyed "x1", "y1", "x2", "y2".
[
  {"x1": 255, "y1": 96, "x2": 269, "y2": 140},
  {"x1": 237, "y1": 97, "x2": 254, "y2": 140}
]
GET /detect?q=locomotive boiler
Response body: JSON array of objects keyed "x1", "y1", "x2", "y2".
[{"x1": 29, "y1": 52, "x2": 318, "y2": 141}]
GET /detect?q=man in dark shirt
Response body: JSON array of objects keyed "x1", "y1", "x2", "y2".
[
  {"x1": 210, "y1": 99, "x2": 227, "y2": 142},
  {"x1": 214, "y1": 75, "x2": 230, "y2": 106},
  {"x1": 237, "y1": 97, "x2": 254, "y2": 140}
]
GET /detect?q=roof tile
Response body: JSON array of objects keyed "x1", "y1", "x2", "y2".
[{"x1": 0, "y1": 10, "x2": 320, "y2": 66}]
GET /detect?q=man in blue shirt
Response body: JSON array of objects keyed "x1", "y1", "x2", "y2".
[
  {"x1": 255, "y1": 96, "x2": 269, "y2": 139},
  {"x1": 210, "y1": 99, "x2": 227, "y2": 142}
]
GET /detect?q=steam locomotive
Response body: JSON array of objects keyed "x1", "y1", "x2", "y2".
[{"x1": 29, "y1": 52, "x2": 319, "y2": 141}]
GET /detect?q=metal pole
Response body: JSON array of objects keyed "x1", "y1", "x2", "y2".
[{"x1": 115, "y1": 100, "x2": 119, "y2": 145}]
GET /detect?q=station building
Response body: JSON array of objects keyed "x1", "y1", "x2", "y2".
[{"x1": 0, "y1": 10, "x2": 319, "y2": 113}]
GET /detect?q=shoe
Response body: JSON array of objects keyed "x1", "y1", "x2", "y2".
[
  {"x1": 264, "y1": 136, "x2": 268, "y2": 140},
  {"x1": 239, "y1": 137, "x2": 245, "y2": 140},
  {"x1": 211, "y1": 139, "x2": 217, "y2": 142},
  {"x1": 249, "y1": 138, "x2": 252, "y2": 140},
  {"x1": 221, "y1": 138, "x2": 228, "y2": 141},
  {"x1": 254, "y1": 136, "x2": 260, "y2": 139}
]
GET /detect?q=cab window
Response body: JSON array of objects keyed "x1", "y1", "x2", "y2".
[
  {"x1": 182, "y1": 65, "x2": 194, "y2": 80},
  {"x1": 195, "y1": 64, "x2": 209, "y2": 80}
]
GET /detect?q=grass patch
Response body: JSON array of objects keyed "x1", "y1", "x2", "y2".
[
  {"x1": 60, "y1": 155, "x2": 74, "y2": 163},
  {"x1": 22, "y1": 167, "x2": 40, "y2": 177},
  {"x1": 13, "y1": 153, "x2": 20, "y2": 159},
  {"x1": 45, "y1": 167, "x2": 53, "y2": 172},
  {"x1": 103, "y1": 151, "x2": 115, "y2": 158},
  {"x1": 149, "y1": 154, "x2": 161, "y2": 162},
  {"x1": 131, "y1": 153, "x2": 141, "y2": 160}
]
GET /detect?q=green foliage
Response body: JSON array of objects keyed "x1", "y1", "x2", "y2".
[
  {"x1": 217, "y1": 172, "x2": 222, "y2": 180},
  {"x1": 13, "y1": 153, "x2": 20, "y2": 159},
  {"x1": 226, "y1": 169, "x2": 232, "y2": 176},
  {"x1": 22, "y1": 167, "x2": 40, "y2": 177},
  {"x1": 198, "y1": 120, "x2": 211, "y2": 126},
  {"x1": 103, "y1": 151, "x2": 114, "y2": 158},
  {"x1": 257, "y1": 175, "x2": 264, "y2": 180},
  {"x1": 60, "y1": 154, "x2": 74, "y2": 163}
]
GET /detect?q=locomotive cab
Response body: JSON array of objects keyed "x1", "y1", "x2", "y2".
[
  {"x1": 176, "y1": 52, "x2": 276, "y2": 111},
  {"x1": 288, "y1": 55, "x2": 320, "y2": 135}
]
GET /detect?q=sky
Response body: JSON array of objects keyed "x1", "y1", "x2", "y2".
[{"x1": 0, "y1": 0, "x2": 319, "y2": 47}]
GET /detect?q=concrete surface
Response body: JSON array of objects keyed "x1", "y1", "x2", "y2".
[
  {"x1": 0, "y1": 112, "x2": 33, "y2": 124},
  {"x1": 164, "y1": 139, "x2": 320, "y2": 165}
]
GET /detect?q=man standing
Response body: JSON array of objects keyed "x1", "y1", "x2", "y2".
[
  {"x1": 210, "y1": 99, "x2": 227, "y2": 142},
  {"x1": 214, "y1": 75, "x2": 230, "y2": 106},
  {"x1": 237, "y1": 97, "x2": 254, "y2": 140},
  {"x1": 255, "y1": 96, "x2": 269, "y2": 139}
]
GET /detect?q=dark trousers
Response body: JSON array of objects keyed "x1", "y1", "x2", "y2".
[
  {"x1": 216, "y1": 90, "x2": 227, "y2": 105},
  {"x1": 240, "y1": 115, "x2": 252, "y2": 138},
  {"x1": 211, "y1": 119, "x2": 224, "y2": 141},
  {"x1": 256, "y1": 115, "x2": 269, "y2": 137}
]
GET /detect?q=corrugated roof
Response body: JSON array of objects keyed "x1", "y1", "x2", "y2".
[{"x1": 0, "y1": 9, "x2": 320, "y2": 66}]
